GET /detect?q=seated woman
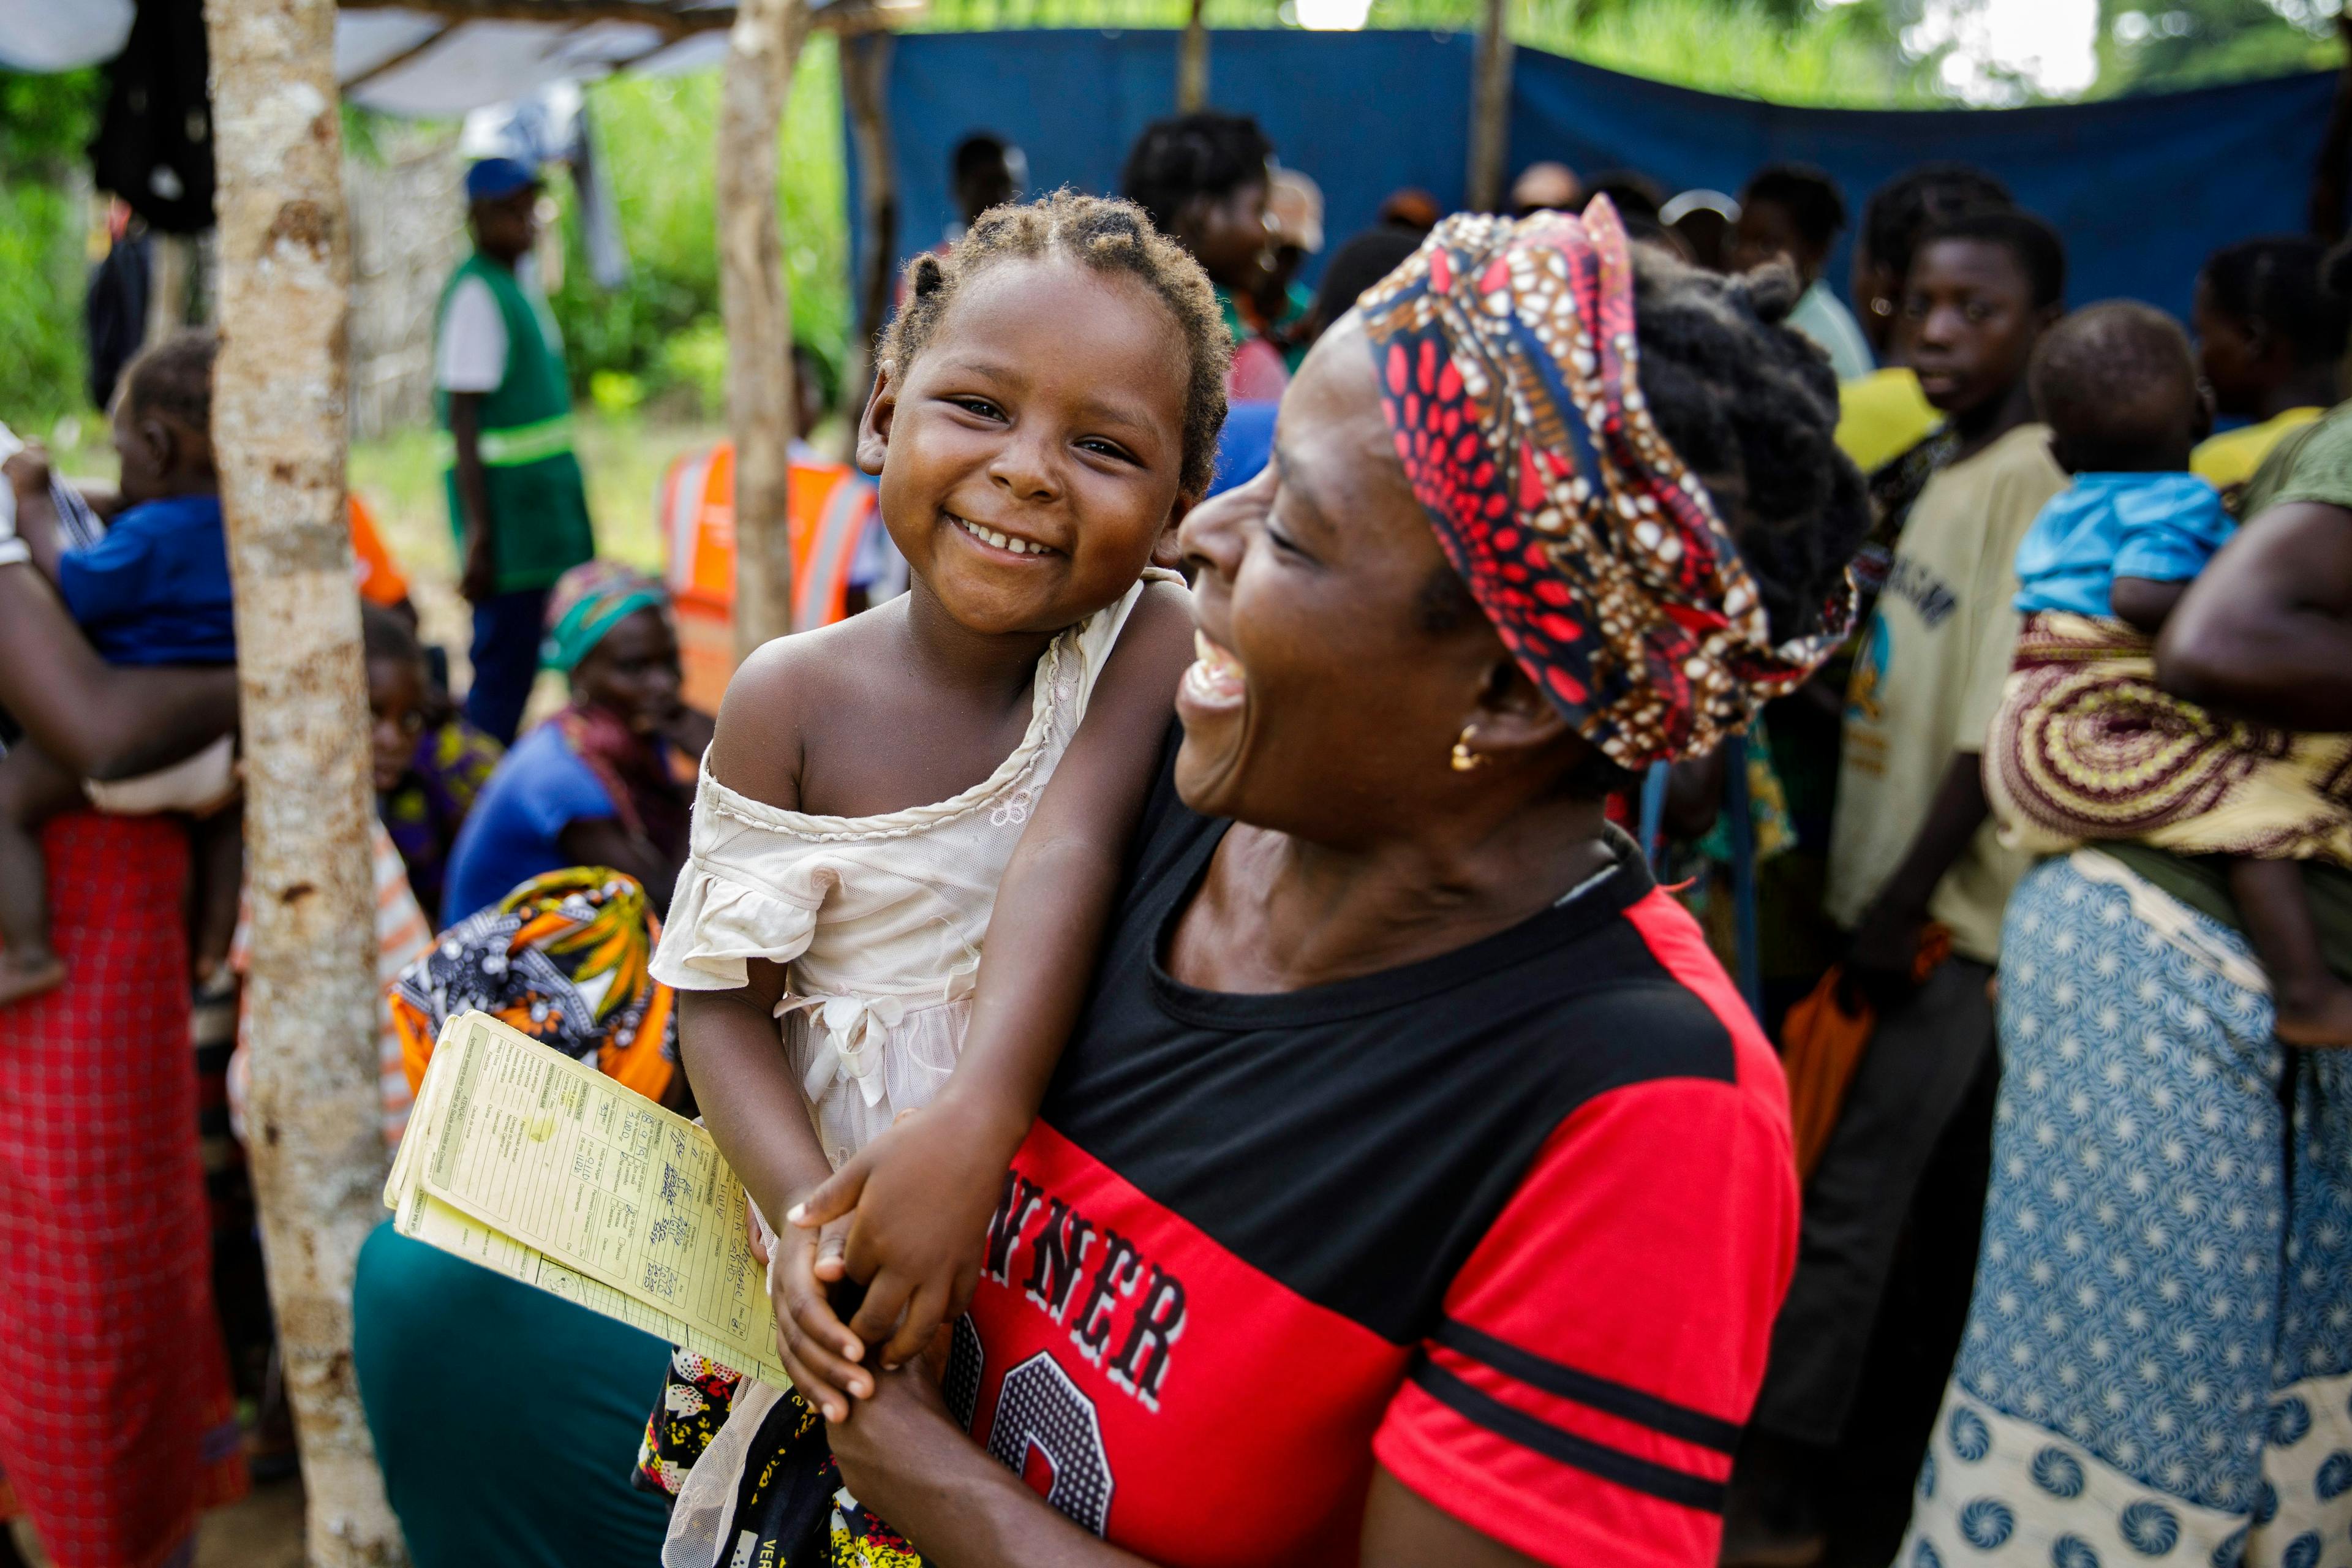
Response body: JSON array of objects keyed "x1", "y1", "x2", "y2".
[
  {"x1": 363, "y1": 603, "x2": 501, "y2": 925},
  {"x1": 0, "y1": 546, "x2": 247, "y2": 1567},
  {"x1": 441, "y1": 560, "x2": 712, "y2": 925},
  {"x1": 355, "y1": 866, "x2": 682, "y2": 1568},
  {"x1": 742, "y1": 206, "x2": 1868, "y2": 1567}
]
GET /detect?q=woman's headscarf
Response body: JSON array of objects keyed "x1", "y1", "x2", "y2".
[
  {"x1": 389, "y1": 865, "x2": 677, "y2": 1106},
  {"x1": 1355, "y1": 199, "x2": 1854, "y2": 770},
  {"x1": 542, "y1": 560, "x2": 668, "y2": 674},
  {"x1": 539, "y1": 559, "x2": 692, "y2": 853}
]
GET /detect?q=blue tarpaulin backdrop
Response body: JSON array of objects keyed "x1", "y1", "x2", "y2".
[{"x1": 852, "y1": 29, "x2": 2331, "y2": 328}]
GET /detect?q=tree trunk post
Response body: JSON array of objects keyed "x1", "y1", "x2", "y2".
[
  {"x1": 1466, "y1": 0, "x2": 1513, "y2": 214},
  {"x1": 203, "y1": 0, "x2": 405, "y2": 1562},
  {"x1": 841, "y1": 29, "x2": 899, "y2": 426},
  {"x1": 1178, "y1": 0, "x2": 1210, "y2": 111},
  {"x1": 720, "y1": 0, "x2": 807, "y2": 657}
]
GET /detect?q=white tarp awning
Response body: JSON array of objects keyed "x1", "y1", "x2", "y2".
[{"x1": 0, "y1": 0, "x2": 733, "y2": 116}]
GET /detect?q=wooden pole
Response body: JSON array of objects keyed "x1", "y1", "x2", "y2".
[
  {"x1": 1177, "y1": 0, "x2": 1209, "y2": 111},
  {"x1": 719, "y1": 0, "x2": 809, "y2": 655},
  {"x1": 1466, "y1": 0, "x2": 1513, "y2": 214},
  {"x1": 841, "y1": 29, "x2": 899, "y2": 424},
  {"x1": 202, "y1": 0, "x2": 405, "y2": 1562}
]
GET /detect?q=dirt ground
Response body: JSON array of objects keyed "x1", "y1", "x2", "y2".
[{"x1": 9, "y1": 1477, "x2": 307, "y2": 1567}]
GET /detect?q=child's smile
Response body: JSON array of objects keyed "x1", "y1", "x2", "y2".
[{"x1": 945, "y1": 509, "x2": 1061, "y2": 559}]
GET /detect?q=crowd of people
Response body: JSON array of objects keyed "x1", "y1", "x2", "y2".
[{"x1": 0, "y1": 88, "x2": 2349, "y2": 1568}]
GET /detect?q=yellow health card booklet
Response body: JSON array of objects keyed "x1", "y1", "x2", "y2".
[{"x1": 386, "y1": 1010, "x2": 790, "y2": 1389}]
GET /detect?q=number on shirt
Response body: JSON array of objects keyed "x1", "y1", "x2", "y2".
[{"x1": 980, "y1": 1351, "x2": 1115, "y2": 1537}]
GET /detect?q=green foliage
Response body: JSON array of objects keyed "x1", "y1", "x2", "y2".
[
  {"x1": 2092, "y1": 0, "x2": 2340, "y2": 96},
  {"x1": 0, "y1": 70, "x2": 100, "y2": 422},
  {"x1": 546, "y1": 38, "x2": 850, "y2": 417},
  {"x1": 911, "y1": 0, "x2": 1936, "y2": 103},
  {"x1": 1518, "y1": 0, "x2": 1942, "y2": 105}
]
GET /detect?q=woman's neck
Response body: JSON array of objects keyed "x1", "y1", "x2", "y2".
[
  {"x1": 2255, "y1": 369, "x2": 2337, "y2": 423},
  {"x1": 897, "y1": 578, "x2": 1063, "y2": 712},
  {"x1": 1175, "y1": 793, "x2": 1618, "y2": 996},
  {"x1": 1950, "y1": 376, "x2": 2036, "y2": 463}
]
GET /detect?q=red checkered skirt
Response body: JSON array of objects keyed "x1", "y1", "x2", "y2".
[{"x1": 0, "y1": 813, "x2": 247, "y2": 1567}]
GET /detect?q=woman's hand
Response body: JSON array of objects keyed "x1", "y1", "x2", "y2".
[
  {"x1": 769, "y1": 1203, "x2": 873, "y2": 1422},
  {"x1": 788, "y1": 1092, "x2": 1024, "y2": 1373},
  {"x1": 827, "y1": 1353, "x2": 1160, "y2": 1568},
  {"x1": 824, "y1": 1349, "x2": 957, "y2": 1502}
]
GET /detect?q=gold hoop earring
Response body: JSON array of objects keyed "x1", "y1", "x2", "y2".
[{"x1": 1450, "y1": 726, "x2": 1488, "y2": 773}]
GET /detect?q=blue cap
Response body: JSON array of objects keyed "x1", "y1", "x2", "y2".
[{"x1": 465, "y1": 157, "x2": 541, "y2": 203}]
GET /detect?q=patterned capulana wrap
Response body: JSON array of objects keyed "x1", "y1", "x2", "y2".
[
  {"x1": 1987, "y1": 610, "x2": 2352, "y2": 865},
  {"x1": 1354, "y1": 199, "x2": 1855, "y2": 770}
]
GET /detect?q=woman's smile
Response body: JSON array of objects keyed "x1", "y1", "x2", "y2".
[{"x1": 1178, "y1": 630, "x2": 1246, "y2": 712}]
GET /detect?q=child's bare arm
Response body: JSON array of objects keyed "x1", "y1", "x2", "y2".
[
  {"x1": 2111, "y1": 576, "x2": 2188, "y2": 636},
  {"x1": 673, "y1": 638, "x2": 875, "y2": 1414},
  {"x1": 790, "y1": 579, "x2": 1197, "y2": 1371}
]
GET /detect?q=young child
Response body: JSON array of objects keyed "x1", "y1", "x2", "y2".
[
  {"x1": 638, "y1": 190, "x2": 1227, "y2": 1559},
  {"x1": 1988, "y1": 301, "x2": 2352, "y2": 1043},
  {"x1": 0, "y1": 330, "x2": 238, "y2": 1005}
]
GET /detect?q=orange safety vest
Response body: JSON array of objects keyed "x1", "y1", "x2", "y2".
[
  {"x1": 657, "y1": 441, "x2": 876, "y2": 629},
  {"x1": 347, "y1": 494, "x2": 410, "y2": 608},
  {"x1": 657, "y1": 441, "x2": 880, "y2": 712}
]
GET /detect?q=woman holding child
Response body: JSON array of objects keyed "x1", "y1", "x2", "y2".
[
  {"x1": 1900, "y1": 296, "x2": 2352, "y2": 1565},
  {"x1": 653, "y1": 192, "x2": 1868, "y2": 1566},
  {"x1": 0, "y1": 334, "x2": 247, "y2": 1568}
]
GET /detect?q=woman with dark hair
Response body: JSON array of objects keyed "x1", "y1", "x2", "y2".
[
  {"x1": 1121, "y1": 110, "x2": 1289, "y2": 401},
  {"x1": 735, "y1": 204, "x2": 1869, "y2": 1568},
  {"x1": 2192, "y1": 235, "x2": 2347, "y2": 496}
]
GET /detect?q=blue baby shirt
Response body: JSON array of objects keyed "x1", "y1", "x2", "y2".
[
  {"x1": 2012, "y1": 472, "x2": 2233, "y2": 619},
  {"x1": 55, "y1": 492, "x2": 236, "y2": 665}
]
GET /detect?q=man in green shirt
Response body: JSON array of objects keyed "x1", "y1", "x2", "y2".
[{"x1": 435, "y1": 157, "x2": 597, "y2": 745}]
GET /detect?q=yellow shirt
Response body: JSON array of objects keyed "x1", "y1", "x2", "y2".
[
  {"x1": 2192, "y1": 406, "x2": 2326, "y2": 492},
  {"x1": 1826, "y1": 422, "x2": 2066, "y2": 963},
  {"x1": 1835, "y1": 366, "x2": 1942, "y2": 475}
]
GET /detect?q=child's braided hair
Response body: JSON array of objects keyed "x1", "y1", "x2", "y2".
[{"x1": 876, "y1": 189, "x2": 1233, "y2": 497}]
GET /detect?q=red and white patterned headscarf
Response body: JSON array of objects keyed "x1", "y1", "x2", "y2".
[{"x1": 1355, "y1": 199, "x2": 1855, "y2": 770}]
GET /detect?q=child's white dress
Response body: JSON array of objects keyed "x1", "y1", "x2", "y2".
[{"x1": 646, "y1": 575, "x2": 1161, "y2": 1564}]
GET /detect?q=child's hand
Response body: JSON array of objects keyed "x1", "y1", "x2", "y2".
[
  {"x1": 788, "y1": 1095, "x2": 1022, "y2": 1376},
  {"x1": 2, "y1": 442, "x2": 48, "y2": 506},
  {"x1": 771, "y1": 1204, "x2": 873, "y2": 1423}
]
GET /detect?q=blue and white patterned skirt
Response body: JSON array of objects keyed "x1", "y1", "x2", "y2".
[{"x1": 1901, "y1": 851, "x2": 2352, "y2": 1568}]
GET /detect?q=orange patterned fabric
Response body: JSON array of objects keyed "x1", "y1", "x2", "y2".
[{"x1": 390, "y1": 865, "x2": 676, "y2": 1106}]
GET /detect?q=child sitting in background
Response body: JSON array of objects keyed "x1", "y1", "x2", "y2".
[
  {"x1": 0, "y1": 330, "x2": 239, "y2": 1005},
  {"x1": 1988, "y1": 301, "x2": 2352, "y2": 1042}
]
